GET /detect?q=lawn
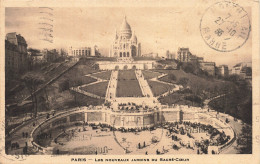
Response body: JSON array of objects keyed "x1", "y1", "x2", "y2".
[
  {"x1": 141, "y1": 70, "x2": 162, "y2": 80},
  {"x1": 80, "y1": 81, "x2": 108, "y2": 97},
  {"x1": 157, "y1": 69, "x2": 235, "y2": 97},
  {"x1": 117, "y1": 70, "x2": 143, "y2": 97},
  {"x1": 81, "y1": 76, "x2": 97, "y2": 84},
  {"x1": 148, "y1": 80, "x2": 175, "y2": 97},
  {"x1": 159, "y1": 92, "x2": 202, "y2": 107},
  {"x1": 70, "y1": 91, "x2": 105, "y2": 106},
  {"x1": 116, "y1": 80, "x2": 144, "y2": 97},
  {"x1": 118, "y1": 70, "x2": 137, "y2": 80},
  {"x1": 91, "y1": 71, "x2": 112, "y2": 80}
]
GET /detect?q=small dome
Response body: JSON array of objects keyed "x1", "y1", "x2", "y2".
[{"x1": 131, "y1": 31, "x2": 137, "y2": 43}]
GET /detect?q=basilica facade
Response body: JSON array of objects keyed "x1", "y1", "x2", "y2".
[{"x1": 109, "y1": 16, "x2": 141, "y2": 59}]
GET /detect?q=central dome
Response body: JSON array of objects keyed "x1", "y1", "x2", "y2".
[{"x1": 119, "y1": 16, "x2": 132, "y2": 39}]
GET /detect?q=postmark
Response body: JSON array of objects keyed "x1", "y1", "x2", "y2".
[
  {"x1": 38, "y1": 7, "x2": 54, "y2": 43},
  {"x1": 200, "y1": 1, "x2": 251, "y2": 52}
]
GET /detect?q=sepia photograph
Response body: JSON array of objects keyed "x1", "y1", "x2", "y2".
[{"x1": 0, "y1": 0, "x2": 259, "y2": 163}]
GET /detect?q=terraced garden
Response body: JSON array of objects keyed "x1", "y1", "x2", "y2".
[
  {"x1": 91, "y1": 71, "x2": 112, "y2": 80},
  {"x1": 148, "y1": 80, "x2": 175, "y2": 97},
  {"x1": 141, "y1": 70, "x2": 162, "y2": 80},
  {"x1": 116, "y1": 70, "x2": 143, "y2": 97},
  {"x1": 81, "y1": 76, "x2": 97, "y2": 84},
  {"x1": 80, "y1": 81, "x2": 109, "y2": 97}
]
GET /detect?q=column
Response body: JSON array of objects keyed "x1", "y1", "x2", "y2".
[{"x1": 84, "y1": 112, "x2": 88, "y2": 122}]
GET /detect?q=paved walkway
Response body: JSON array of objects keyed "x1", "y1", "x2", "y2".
[
  {"x1": 105, "y1": 70, "x2": 118, "y2": 101},
  {"x1": 135, "y1": 70, "x2": 154, "y2": 98},
  {"x1": 6, "y1": 114, "x2": 49, "y2": 155},
  {"x1": 203, "y1": 94, "x2": 244, "y2": 154},
  {"x1": 85, "y1": 70, "x2": 108, "y2": 82}
]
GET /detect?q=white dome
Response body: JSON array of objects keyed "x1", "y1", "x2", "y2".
[{"x1": 119, "y1": 16, "x2": 132, "y2": 39}]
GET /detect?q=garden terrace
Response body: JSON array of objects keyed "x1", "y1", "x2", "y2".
[
  {"x1": 118, "y1": 70, "x2": 137, "y2": 80},
  {"x1": 81, "y1": 76, "x2": 97, "y2": 84},
  {"x1": 70, "y1": 91, "x2": 105, "y2": 106},
  {"x1": 141, "y1": 70, "x2": 162, "y2": 80},
  {"x1": 158, "y1": 92, "x2": 202, "y2": 107},
  {"x1": 66, "y1": 76, "x2": 97, "y2": 88},
  {"x1": 116, "y1": 70, "x2": 143, "y2": 97},
  {"x1": 147, "y1": 80, "x2": 175, "y2": 97},
  {"x1": 80, "y1": 81, "x2": 109, "y2": 97},
  {"x1": 91, "y1": 71, "x2": 112, "y2": 80},
  {"x1": 157, "y1": 70, "x2": 235, "y2": 98}
]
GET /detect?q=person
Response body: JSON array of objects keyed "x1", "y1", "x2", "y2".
[
  {"x1": 138, "y1": 143, "x2": 141, "y2": 149},
  {"x1": 22, "y1": 132, "x2": 25, "y2": 138},
  {"x1": 143, "y1": 141, "x2": 146, "y2": 147},
  {"x1": 23, "y1": 147, "x2": 27, "y2": 154},
  {"x1": 145, "y1": 151, "x2": 148, "y2": 155}
]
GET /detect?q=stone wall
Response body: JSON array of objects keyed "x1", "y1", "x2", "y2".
[{"x1": 97, "y1": 61, "x2": 154, "y2": 70}]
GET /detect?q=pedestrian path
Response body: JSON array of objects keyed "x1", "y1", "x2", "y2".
[
  {"x1": 84, "y1": 70, "x2": 108, "y2": 82},
  {"x1": 105, "y1": 70, "x2": 118, "y2": 101},
  {"x1": 135, "y1": 70, "x2": 154, "y2": 99},
  {"x1": 6, "y1": 115, "x2": 48, "y2": 155}
]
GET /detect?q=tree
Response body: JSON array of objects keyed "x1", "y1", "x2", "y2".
[
  {"x1": 22, "y1": 72, "x2": 45, "y2": 118},
  {"x1": 59, "y1": 79, "x2": 70, "y2": 92},
  {"x1": 168, "y1": 73, "x2": 176, "y2": 81},
  {"x1": 237, "y1": 125, "x2": 252, "y2": 154},
  {"x1": 178, "y1": 77, "x2": 189, "y2": 88},
  {"x1": 93, "y1": 64, "x2": 99, "y2": 70}
]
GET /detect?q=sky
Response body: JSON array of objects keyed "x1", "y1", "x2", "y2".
[{"x1": 5, "y1": 6, "x2": 252, "y2": 67}]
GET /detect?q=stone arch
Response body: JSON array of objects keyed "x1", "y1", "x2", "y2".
[
  {"x1": 132, "y1": 65, "x2": 136, "y2": 70},
  {"x1": 123, "y1": 52, "x2": 126, "y2": 57},
  {"x1": 115, "y1": 65, "x2": 119, "y2": 70},
  {"x1": 127, "y1": 52, "x2": 130, "y2": 57},
  {"x1": 123, "y1": 65, "x2": 128, "y2": 70},
  {"x1": 120, "y1": 52, "x2": 122, "y2": 57}
]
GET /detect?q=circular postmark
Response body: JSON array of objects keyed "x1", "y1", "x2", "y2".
[{"x1": 200, "y1": 1, "x2": 251, "y2": 52}]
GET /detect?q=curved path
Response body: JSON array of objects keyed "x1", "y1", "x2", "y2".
[
  {"x1": 5, "y1": 110, "x2": 70, "y2": 155},
  {"x1": 203, "y1": 94, "x2": 244, "y2": 154}
]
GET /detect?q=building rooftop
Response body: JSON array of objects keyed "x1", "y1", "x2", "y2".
[{"x1": 6, "y1": 32, "x2": 27, "y2": 46}]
